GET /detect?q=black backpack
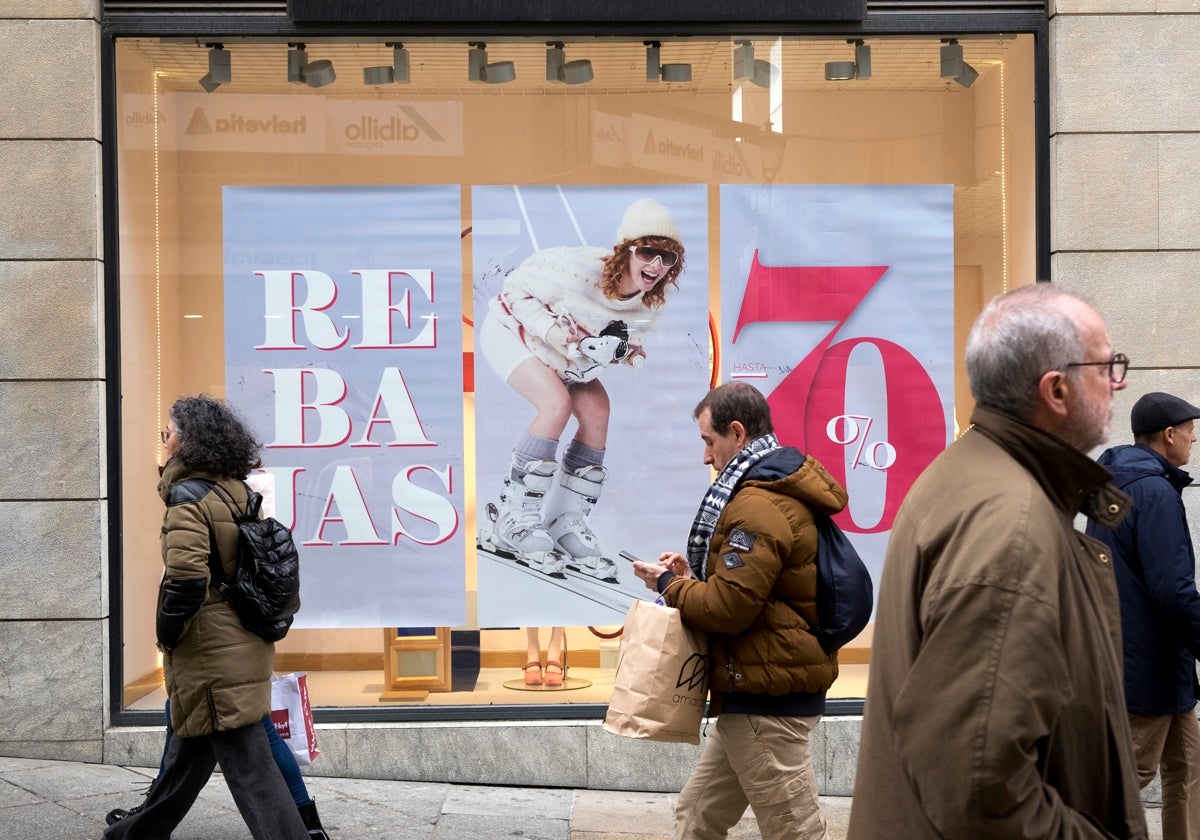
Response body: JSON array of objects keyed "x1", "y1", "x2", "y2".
[
  {"x1": 811, "y1": 512, "x2": 874, "y2": 653},
  {"x1": 182, "y1": 478, "x2": 302, "y2": 643}
]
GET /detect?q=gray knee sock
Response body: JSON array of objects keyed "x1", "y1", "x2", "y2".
[
  {"x1": 513, "y1": 433, "x2": 559, "y2": 471},
  {"x1": 562, "y1": 439, "x2": 605, "y2": 472}
]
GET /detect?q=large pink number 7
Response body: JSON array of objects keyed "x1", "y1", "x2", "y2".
[{"x1": 733, "y1": 250, "x2": 946, "y2": 534}]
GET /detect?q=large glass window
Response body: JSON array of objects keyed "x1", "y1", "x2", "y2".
[{"x1": 114, "y1": 34, "x2": 1036, "y2": 715}]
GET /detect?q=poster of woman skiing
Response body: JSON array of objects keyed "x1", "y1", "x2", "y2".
[{"x1": 472, "y1": 184, "x2": 711, "y2": 627}]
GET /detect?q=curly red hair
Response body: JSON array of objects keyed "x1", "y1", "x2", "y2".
[{"x1": 600, "y1": 235, "x2": 685, "y2": 308}]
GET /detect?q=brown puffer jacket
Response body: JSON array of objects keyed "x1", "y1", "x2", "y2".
[
  {"x1": 664, "y1": 448, "x2": 848, "y2": 699},
  {"x1": 156, "y1": 458, "x2": 275, "y2": 738}
]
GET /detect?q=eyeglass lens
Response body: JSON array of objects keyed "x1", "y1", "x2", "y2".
[
  {"x1": 1062, "y1": 352, "x2": 1129, "y2": 384},
  {"x1": 1111, "y1": 353, "x2": 1128, "y2": 383},
  {"x1": 632, "y1": 246, "x2": 678, "y2": 267}
]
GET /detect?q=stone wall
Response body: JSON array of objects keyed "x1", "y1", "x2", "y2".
[
  {"x1": 1050, "y1": 0, "x2": 1200, "y2": 411},
  {"x1": 5, "y1": 0, "x2": 1195, "y2": 790},
  {"x1": 0, "y1": 1, "x2": 107, "y2": 762}
]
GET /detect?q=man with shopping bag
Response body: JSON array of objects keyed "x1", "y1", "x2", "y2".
[{"x1": 632, "y1": 381, "x2": 848, "y2": 840}]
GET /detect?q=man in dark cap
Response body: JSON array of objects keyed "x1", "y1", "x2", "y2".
[{"x1": 1087, "y1": 391, "x2": 1200, "y2": 840}]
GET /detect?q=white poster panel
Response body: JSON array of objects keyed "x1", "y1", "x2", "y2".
[
  {"x1": 720, "y1": 184, "x2": 955, "y2": 590},
  {"x1": 590, "y1": 110, "x2": 629, "y2": 168},
  {"x1": 625, "y1": 114, "x2": 762, "y2": 182},
  {"x1": 223, "y1": 185, "x2": 466, "y2": 627},
  {"x1": 473, "y1": 184, "x2": 712, "y2": 627},
  {"x1": 119, "y1": 94, "x2": 463, "y2": 157},
  {"x1": 171, "y1": 94, "x2": 326, "y2": 153},
  {"x1": 325, "y1": 100, "x2": 464, "y2": 156},
  {"x1": 628, "y1": 114, "x2": 713, "y2": 180}
]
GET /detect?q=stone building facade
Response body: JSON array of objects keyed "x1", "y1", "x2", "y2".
[{"x1": 1, "y1": 0, "x2": 1195, "y2": 792}]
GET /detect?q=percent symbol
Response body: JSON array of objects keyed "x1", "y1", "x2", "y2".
[{"x1": 826, "y1": 414, "x2": 897, "y2": 471}]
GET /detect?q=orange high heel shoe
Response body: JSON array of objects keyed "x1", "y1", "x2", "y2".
[
  {"x1": 544, "y1": 641, "x2": 567, "y2": 687},
  {"x1": 522, "y1": 661, "x2": 543, "y2": 686}
]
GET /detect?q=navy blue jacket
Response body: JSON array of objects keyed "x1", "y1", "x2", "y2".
[{"x1": 1086, "y1": 444, "x2": 1200, "y2": 715}]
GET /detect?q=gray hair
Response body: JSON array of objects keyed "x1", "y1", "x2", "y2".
[{"x1": 965, "y1": 283, "x2": 1088, "y2": 420}]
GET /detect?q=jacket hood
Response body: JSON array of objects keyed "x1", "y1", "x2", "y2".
[
  {"x1": 1096, "y1": 443, "x2": 1193, "y2": 493},
  {"x1": 739, "y1": 446, "x2": 848, "y2": 517}
]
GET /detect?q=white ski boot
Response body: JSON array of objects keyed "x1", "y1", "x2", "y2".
[
  {"x1": 548, "y1": 464, "x2": 619, "y2": 583},
  {"x1": 478, "y1": 459, "x2": 565, "y2": 578}
]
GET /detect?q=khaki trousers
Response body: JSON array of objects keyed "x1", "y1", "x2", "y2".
[
  {"x1": 1130, "y1": 710, "x2": 1200, "y2": 840},
  {"x1": 674, "y1": 713, "x2": 827, "y2": 840}
]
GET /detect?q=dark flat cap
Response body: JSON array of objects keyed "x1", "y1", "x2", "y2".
[{"x1": 1131, "y1": 391, "x2": 1200, "y2": 434}]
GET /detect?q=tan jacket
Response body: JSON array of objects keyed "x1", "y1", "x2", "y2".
[
  {"x1": 849, "y1": 407, "x2": 1147, "y2": 840},
  {"x1": 156, "y1": 459, "x2": 275, "y2": 738},
  {"x1": 664, "y1": 449, "x2": 848, "y2": 702}
]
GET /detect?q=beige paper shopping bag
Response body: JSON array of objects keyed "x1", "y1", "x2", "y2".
[{"x1": 602, "y1": 599, "x2": 709, "y2": 745}]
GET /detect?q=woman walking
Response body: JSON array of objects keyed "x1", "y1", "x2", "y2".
[{"x1": 104, "y1": 394, "x2": 309, "y2": 840}]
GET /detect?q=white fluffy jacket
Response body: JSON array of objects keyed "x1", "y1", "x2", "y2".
[{"x1": 488, "y1": 245, "x2": 666, "y2": 382}]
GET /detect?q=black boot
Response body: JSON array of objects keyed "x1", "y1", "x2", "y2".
[
  {"x1": 105, "y1": 804, "x2": 142, "y2": 825},
  {"x1": 298, "y1": 799, "x2": 330, "y2": 839},
  {"x1": 106, "y1": 779, "x2": 155, "y2": 825}
]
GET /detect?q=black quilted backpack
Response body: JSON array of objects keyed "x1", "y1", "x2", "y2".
[{"x1": 185, "y1": 479, "x2": 302, "y2": 642}]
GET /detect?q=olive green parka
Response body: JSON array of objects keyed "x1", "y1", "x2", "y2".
[{"x1": 156, "y1": 458, "x2": 275, "y2": 738}]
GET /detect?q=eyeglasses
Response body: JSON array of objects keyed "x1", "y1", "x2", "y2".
[
  {"x1": 628, "y1": 245, "x2": 679, "y2": 268},
  {"x1": 160, "y1": 427, "x2": 175, "y2": 444},
  {"x1": 1063, "y1": 352, "x2": 1129, "y2": 384}
]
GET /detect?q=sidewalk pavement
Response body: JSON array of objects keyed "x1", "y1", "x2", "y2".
[{"x1": 0, "y1": 756, "x2": 1163, "y2": 839}]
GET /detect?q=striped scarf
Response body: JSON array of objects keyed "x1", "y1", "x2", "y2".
[{"x1": 686, "y1": 433, "x2": 780, "y2": 581}]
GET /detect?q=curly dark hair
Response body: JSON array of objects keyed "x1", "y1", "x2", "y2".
[
  {"x1": 169, "y1": 394, "x2": 262, "y2": 479},
  {"x1": 600, "y1": 235, "x2": 684, "y2": 308}
]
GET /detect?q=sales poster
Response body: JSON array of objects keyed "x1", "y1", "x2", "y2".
[
  {"x1": 472, "y1": 184, "x2": 712, "y2": 627},
  {"x1": 720, "y1": 184, "x2": 955, "y2": 586},
  {"x1": 223, "y1": 185, "x2": 466, "y2": 627}
]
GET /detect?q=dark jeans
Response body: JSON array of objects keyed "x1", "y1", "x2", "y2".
[
  {"x1": 154, "y1": 698, "x2": 313, "y2": 808},
  {"x1": 103, "y1": 722, "x2": 309, "y2": 840},
  {"x1": 264, "y1": 713, "x2": 313, "y2": 808}
]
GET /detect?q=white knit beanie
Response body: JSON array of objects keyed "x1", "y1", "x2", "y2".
[{"x1": 614, "y1": 198, "x2": 682, "y2": 244}]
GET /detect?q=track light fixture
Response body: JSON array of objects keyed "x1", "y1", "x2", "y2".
[
  {"x1": 824, "y1": 61, "x2": 854, "y2": 81},
  {"x1": 287, "y1": 43, "x2": 336, "y2": 89},
  {"x1": 820, "y1": 39, "x2": 868, "y2": 82},
  {"x1": 364, "y1": 43, "x2": 410, "y2": 85},
  {"x1": 940, "y1": 39, "x2": 978, "y2": 88},
  {"x1": 825, "y1": 39, "x2": 871, "y2": 81},
  {"x1": 546, "y1": 42, "x2": 594, "y2": 85},
  {"x1": 733, "y1": 41, "x2": 754, "y2": 81},
  {"x1": 198, "y1": 43, "x2": 229, "y2": 93},
  {"x1": 303, "y1": 59, "x2": 335, "y2": 88},
  {"x1": 732, "y1": 41, "x2": 775, "y2": 89},
  {"x1": 645, "y1": 41, "x2": 692, "y2": 83},
  {"x1": 468, "y1": 42, "x2": 516, "y2": 84},
  {"x1": 854, "y1": 40, "x2": 872, "y2": 79},
  {"x1": 288, "y1": 43, "x2": 306, "y2": 83}
]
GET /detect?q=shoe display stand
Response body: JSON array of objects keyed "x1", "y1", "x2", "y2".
[{"x1": 501, "y1": 676, "x2": 592, "y2": 691}]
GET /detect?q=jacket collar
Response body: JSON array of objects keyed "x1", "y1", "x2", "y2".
[
  {"x1": 969, "y1": 406, "x2": 1130, "y2": 528},
  {"x1": 1097, "y1": 444, "x2": 1194, "y2": 494},
  {"x1": 157, "y1": 457, "x2": 229, "y2": 502},
  {"x1": 1135, "y1": 443, "x2": 1194, "y2": 492}
]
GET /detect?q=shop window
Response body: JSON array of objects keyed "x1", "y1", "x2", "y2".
[{"x1": 113, "y1": 35, "x2": 1036, "y2": 715}]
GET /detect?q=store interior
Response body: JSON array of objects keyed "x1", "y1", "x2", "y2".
[{"x1": 114, "y1": 34, "x2": 1034, "y2": 716}]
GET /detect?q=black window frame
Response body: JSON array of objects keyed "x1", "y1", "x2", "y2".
[{"x1": 101, "y1": 1, "x2": 1050, "y2": 727}]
